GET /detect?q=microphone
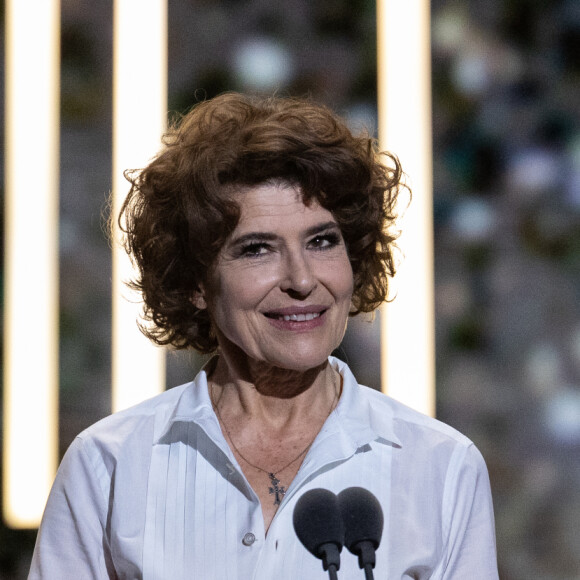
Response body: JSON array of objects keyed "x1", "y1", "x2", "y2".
[
  {"x1": 293, "y1": 488, "x2": 345, "y2": 580},
  {"x1": 338, "y1": 487, "x2": 384, "y2": 580}
]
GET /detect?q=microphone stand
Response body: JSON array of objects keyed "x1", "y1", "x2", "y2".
[
  {"x1": 355, "y1": 541, "x2": 377, "y2": 580},
  {"x1": 363, "y1": 563, "x2": 374, "y2": 580},
  {"x1": 319, "y1": 542, "x2": 341, "y2": 580}
]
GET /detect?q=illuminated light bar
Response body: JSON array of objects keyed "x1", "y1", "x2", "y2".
[
  {"x1": 3, "y1": 0, "x2": 60, "y2": 527},
  {"x1": 377, "y1": 0, "x2": 435, "y2": 416},
  {"x1": 112, "y1": 0, "x2": 167, "y2": 412}
]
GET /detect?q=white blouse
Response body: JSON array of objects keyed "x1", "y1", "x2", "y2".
[{"x1": 29, "y1": 357, "x2": 499, "y2": 579}]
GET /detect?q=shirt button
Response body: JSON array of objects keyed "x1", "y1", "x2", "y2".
[{"x1": 242, "y1": 532, "x2": 256, "y2": 546}]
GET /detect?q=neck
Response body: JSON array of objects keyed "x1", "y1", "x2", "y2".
[{"x1": 209, "y1": 354, "x2": 338, "y2": 427}]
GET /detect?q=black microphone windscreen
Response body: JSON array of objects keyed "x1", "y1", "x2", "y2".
[
  {"x1": 338, "y1": 487, "x2": 384, "y2": 551},
  {"x1": 293, "y1": 488, "x2": 345, "y2": 557}
]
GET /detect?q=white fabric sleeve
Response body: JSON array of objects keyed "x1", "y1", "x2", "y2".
[
  {"x1": 28, "y1": 437, "x2": 116, "y2": 579},
  {"x1": 438, "y1": 443, "x2": 499, "y2": 579}
]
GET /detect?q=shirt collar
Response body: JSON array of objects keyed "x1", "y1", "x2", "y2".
[
  {"x1": 154, "y1": 355, "x2": 401, "y2": 449},
  {"x1": 153, "y1": 357, "x2": 220, "y2": 445},
  {"x1": 327, "y1": 356, "x2": 402, "y2": 449}
]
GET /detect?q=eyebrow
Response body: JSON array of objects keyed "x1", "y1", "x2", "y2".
[{"x1": 228, "y1": 221, "x2": 340, "y2": 247}]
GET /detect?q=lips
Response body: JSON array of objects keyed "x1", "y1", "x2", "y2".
[
  {"x1": 265, "y1": 306, "x2": 327, "y2": 317},
  {"x1": 268, "y1": 312, "x2": 321, "y2": 322},
  {"x1": 263, "y1": 306, "x2": 328, "y2": 327}
]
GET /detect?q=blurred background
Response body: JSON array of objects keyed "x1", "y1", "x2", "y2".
[{"x1": 1, "y1": 0, "x2": 579, "y2": 577}]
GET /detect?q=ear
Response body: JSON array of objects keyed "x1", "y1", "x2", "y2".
[{"x1": 192, "y1": 287, "x2": 207, "y2": 310}]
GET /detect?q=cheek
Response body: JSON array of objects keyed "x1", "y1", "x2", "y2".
[
  {"x1": 333, "y1": 259, "x2": 355, "y2": 300},
  {"x1": 210, "y1": 269, "x2": 272, "y2": 320}
]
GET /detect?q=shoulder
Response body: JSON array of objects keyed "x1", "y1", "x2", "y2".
[
  {"x1": 332, "y1": 356, "x2": 484, "y2": 477},
  {"x1": 364, "y1": 385, "x2": 473, "y2": 446},
  {"x1": 332, "y1": 357, "x2": 473, "y2": 450},
  {"x1": 74, "y1": 381, "x2": 194, "y2": 466},
  {"x1": 357, "y1": 385, "x2": 490, "y2": 482}
]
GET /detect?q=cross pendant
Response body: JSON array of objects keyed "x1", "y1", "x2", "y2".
[{"x1": 268, "y1": 473, "x2": 286, "y2": 506}]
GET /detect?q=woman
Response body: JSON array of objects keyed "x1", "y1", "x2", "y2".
[{"x1": 30, "y1": 93, "x2": 498, "y2": 578}]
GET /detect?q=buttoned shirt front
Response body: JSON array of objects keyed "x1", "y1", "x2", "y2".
[{"x1": 29, "y1": 357, "x2": 499, "y2": 579}]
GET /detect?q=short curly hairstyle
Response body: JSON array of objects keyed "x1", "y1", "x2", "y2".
[{"x1": 119, "y1": 92, "x2": 404, "y2": 353}]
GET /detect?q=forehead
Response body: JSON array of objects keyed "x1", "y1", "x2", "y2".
[{"x1": 234, "y1": 182, "x2": 333, "y2": 227}]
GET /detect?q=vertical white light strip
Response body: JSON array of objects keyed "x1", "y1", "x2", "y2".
[
  {"x1": 3, "y1": 0, "x2": 60, "y2": 527},
  {"x1": 377, "y1": 0, "x2": 435, "y2": 416},
  {"x1": 112, "y1": 0, "x2": 167, "y2": 412}
]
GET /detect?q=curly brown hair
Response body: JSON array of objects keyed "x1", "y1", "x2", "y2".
[{"x1": 119, "y1": 92, "x2": 404, "y2": 353}]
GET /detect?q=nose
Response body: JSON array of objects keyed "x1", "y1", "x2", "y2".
[{"x1": 279, "y1": 249, "x2": 317, "y2": 297}]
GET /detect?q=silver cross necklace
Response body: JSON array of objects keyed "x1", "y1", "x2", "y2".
[{"x1": 211, "y1": 377, "x2": 339, "y2": 506}]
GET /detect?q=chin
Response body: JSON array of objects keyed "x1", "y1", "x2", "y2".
[{"x1": 263, "y1": 348, "x2": 332, "y2": 374}]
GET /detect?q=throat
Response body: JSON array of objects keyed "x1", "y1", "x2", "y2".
[
  {"x1": 249, "y1": 362, "x2": 327, "y2": 400},
  {"x1": 208, "y1": 364, "x2": 342, "y2": 529}
]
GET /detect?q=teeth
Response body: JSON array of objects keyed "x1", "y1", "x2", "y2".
[{"x1": 280, "y1": 312, "x2": 320, "y2": 322}]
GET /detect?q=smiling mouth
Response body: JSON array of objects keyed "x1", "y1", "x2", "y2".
[
  {"x1": 264, "y1": 309, "x2": 327, "y2": 322},
  {"x1": 267, "y1": 312, "x2": 322, "y2": 322}
]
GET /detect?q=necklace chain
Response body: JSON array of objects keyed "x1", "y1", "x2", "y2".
[{"x1": 210, "y1": 373, "x2": 339, "y2": 505}]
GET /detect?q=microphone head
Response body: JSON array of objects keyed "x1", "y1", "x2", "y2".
[
  {"x1": 338, "y1": 487, "x2": 384, "y2": 552},
  {"x1": 293, "y1": 488, "x2": 345, "y2": 558}
]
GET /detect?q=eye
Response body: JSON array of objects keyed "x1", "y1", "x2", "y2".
[
  {"x1": 308, "y1": 232, "x2": 341, "y2": 250},
  {"x1": 239, "y1": 241, "x2": 272, "y2": 257}
]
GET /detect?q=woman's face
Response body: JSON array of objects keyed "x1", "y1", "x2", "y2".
[{"x1": 201, "y1": 182, "x2": 354, "y2": 373}]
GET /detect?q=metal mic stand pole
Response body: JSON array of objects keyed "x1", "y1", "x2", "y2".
[
  {"x1": 363, "y1": 563, "x2": 374, "y2": 580},
  {"x1": 319, "y1": 543, "x2": 340, "y2": 580}
]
